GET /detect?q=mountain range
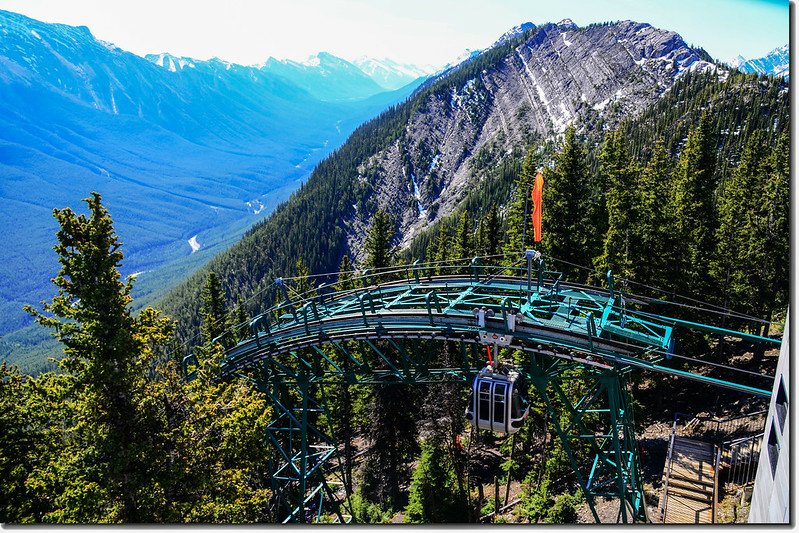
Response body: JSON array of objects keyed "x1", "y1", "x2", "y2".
[
  {"x1": 0, "y1": 8, "x2": 432, "y2": 347},
  {"x1": 0, "y1": 10, "x2": 788, "y2": 369},
  {"x1": 732, "y1": 44, "x2": 789, "y2": 80},
  {"x1": 157, "y1": 19, "x2": 790, "y2": 347}
]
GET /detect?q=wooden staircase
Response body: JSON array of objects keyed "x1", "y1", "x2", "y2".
[{"x1": 658, "y1": 437, "x2": 718, "y2": 524}]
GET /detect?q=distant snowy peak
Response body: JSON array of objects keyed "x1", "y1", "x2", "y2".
[
  {"x1": 441, "y1": 49, "x2": 483, "y2": 71},
  {"x1": 491, "y1": 21, "x2": 536, "y2": 47},
  {"x1": 262, "y1": 52, "x2": 384, "y2": 101},
  {"x1": 352, "y1": 56, "x2": 436, "y2": 90},
  {"x1": 145, "y1": 52, "x2": 197, "y2": 72},
  {"x1": 734, "y1": 44, "x2": 789, "y2": 80},
  {"x1": 267, "y1": 52, "x2": 361, "y2": 73},
  {"x1": 556, "y1": 18, "x2": 577, "y2": 29}
]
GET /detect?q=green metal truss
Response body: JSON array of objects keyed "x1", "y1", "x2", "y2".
[{"x1": 190, "y1": 255, "x2": 777, "y2": 524}]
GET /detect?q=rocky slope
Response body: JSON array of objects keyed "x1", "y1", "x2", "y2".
[
  {"x1": 157, "y1": 19, "x2": 731, "y2": 344},
  {"x1": 342, "y1": 20, "x2": 718, "y2": 258}
]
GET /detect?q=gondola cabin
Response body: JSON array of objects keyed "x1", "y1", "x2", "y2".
[{"x1": 465, "y1": 367, "x2": 529, "y2": 435}]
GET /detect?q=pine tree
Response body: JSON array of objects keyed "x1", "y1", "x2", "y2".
[
  {"x1": 670, "y1": 113, "x2": 718, "y2": 297},
  {"x1": 228, "y1": 297, "x2": 250, "y2": 343},
  {"x1": 503, "y1": 148, "x2": 537, "y2": 259},
  {"x1": 335, "y1": 255, "x2": 355, "y2": 291},
  {"x1": 478, "y1": 204, "x2": 501, "y2": 262},
  {"x1": 292, "y1": 258, "x2": 315, "y2": 298},
  {"x1": 715, "y1": 130, "x2": 790, "y2": 330},
  {"x1": 454, "y1": 212, "x2": 474, "y2": 269},
  {"x1": 634, "y1": 140, "x2": 673, "y2": 291},
  {"x1": 712, "y1": 132, "x2": 766, "y2": 318},
  {"x1": 434, "y1": 228, "x2": 450, "y2": 275},
  {"x1": 758, "y1": 130, "x2": 790, "y2": 326},
  {"x1": 360, "y1": 382, "x2": 418, "y2": 509},
  {"x1": 404, "y1": 440, "x2": 460, "y2": 523}
]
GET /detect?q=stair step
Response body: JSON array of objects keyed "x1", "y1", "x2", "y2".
[
  {"x1": 666, "y1": 472, "x2": 714, "y2": 487},
  {"x1": 666, "y1": 487, "x2": 713, "y2": 504},
  {"x1": 666, "y1": 478, "x2": 714, "y2": 495}
]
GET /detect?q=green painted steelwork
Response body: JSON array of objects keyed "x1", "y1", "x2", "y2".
[{"x1": 196, "y1": 260, "x2": 776, "y2": 524}]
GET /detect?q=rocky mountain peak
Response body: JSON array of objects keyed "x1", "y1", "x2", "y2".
[{"x1": 340, "y1": 20, "x2": 721, "y2": 259}]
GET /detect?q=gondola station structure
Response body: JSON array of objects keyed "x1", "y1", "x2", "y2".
[{"x1": 184, "y1": 251, "x2": 782, "y2": 524}]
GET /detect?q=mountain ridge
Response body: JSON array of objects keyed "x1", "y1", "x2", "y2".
[
  {"x1": 733, "y1": 44, "x2": 789, "y2": 80},
  {"x1": 155, "y1": 19, "x2": 737, "y2": 344},
  {"x1": 0, "y1": 8, "x2": 421, "y2": 344}
]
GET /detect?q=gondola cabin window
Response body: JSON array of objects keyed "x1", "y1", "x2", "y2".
[
  {"x1": 493, "y1": 382, "x2": 506, "y2": 426},
  {"x1": 479, "y1": 381, "x2": 491, "y2": 422}
]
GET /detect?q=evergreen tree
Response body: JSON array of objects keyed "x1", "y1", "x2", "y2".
[
  {"x1": 758, "y1": 130, "x2": 790, "y2": 326},
  {"x1": 542, "y1": 127, "x2": 593, "y2": 280},
  {"x1": 228, "y1": 297, "x2": 250, "y2": 343},
  {"x1": 200, "y1": 272, "x2": 227, "y2": 345},
  {"x1": 24, "y1": 193, "x2": 168, "y2": 522},
  {"x1": 434, "y1": 228, "x2": 450, "y2": 275},
  {"x1": 364, "y1": 210, "x2": 395, "y2": 281},
  {"x1": 595, "y1": 127, "x2": 638, "y2": 280},
  {"x1": 478, "y1": 204, "x2": 502, "y2": 261},
  {"x1": 503, "y1": 148, "x2": 537, "y2": 259},
  {"x1": 712, "y1": 132, "x2": 766, "y2": 317},
  {"x1": 360, "y1": 383, "x2": 418, "y2": 509},
  {"x1": 454, "y1": 212, "x2": 475, "y2": 269},
  {"x1": 292, "y1": 258, "x2": 316, "y2": 298},
  {"x1": 670, "y1": 114, "x2": 718, "y2": 297},
  {"x1": 634, "y1": 140, "x2": 673, "y2": 290},
  {"x1": 404, "y1": 440, "x2": 461, "y2": 523},
  {"x1": 335, "y1": 255, "x2": 355, "y2": 291},
  {"x1": 714, "y1": 130, "x2": 790, "y2": 329}
]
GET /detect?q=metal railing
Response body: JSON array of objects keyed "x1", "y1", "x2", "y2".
[{"x1": 721, "y1": 433, "x2": 763, "y2": 487}]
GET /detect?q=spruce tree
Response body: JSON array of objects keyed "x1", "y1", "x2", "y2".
[
  {"x1": 758, "y1": 130, "x2": 790, "y2": 326},
  {"x1": 434, "y1": 228, "x2": 450, "y2": 275},
  {"x1": 292, "y1": 258, "x2": 315, "y2": 298},
  {"x1": 478, "y1": 204, "x2": 501, "y2": 261},
  {"x1": 361, "y1": 213, "x2": 416, "y2": 509},
  {"x1": 504, "y1": 148, "x2": 537, "y2": 259},
  {"x1": 596, "y1": 127, "x2": 638, "y2": 280},
  {"x1": 542, "y1": 127, "x2": 592, "y2": 280},
  {"x1": 200, "y1": 272, "x2": 227, "y2": 345},
  {"x1": 712, "y1": 132, "x2": 766, "y2": 317},
  {"x1": 335, "y1": 255, "x2": 355, "y2": 291},
  {"x1": 24, "y1": 192, "x2": 166, "y2": 522},
  {"x1": 364, "y1": 210, "x2": 395, "y2": 282},
  {"x1": 670, "y1": 114, "x2": 718, "y2": 297},
  {"x1": 634, "y1": 140, "x2": 673, "y2": 291},
  {"x1": 404, "y1": 440, "x2": 459, "y2": 523},
  {"x1": 228, "y1": 297, "x2": 250, "y2": 343},
  {"x1": 454, "y1": 212, "x2": 474, "y2": 270}
]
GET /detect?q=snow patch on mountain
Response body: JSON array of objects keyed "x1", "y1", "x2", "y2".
[
  {"x1": 352, "y1": 56, "x2": 436, "y2": 90},
  {"x1": 492, "y1": 22, "x2": 535, "y2": 48},
  {"x1": 188, "y1": 235, "x2": 201, "y2": 253}
]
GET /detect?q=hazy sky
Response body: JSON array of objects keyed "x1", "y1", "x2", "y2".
[{"x1": 0, "y1": 0, "x2": 789, "y2": 67}]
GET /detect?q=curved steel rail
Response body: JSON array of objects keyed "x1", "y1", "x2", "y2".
[{"x1": 204, "y1": 274, "x2": 774, "y2": 397}]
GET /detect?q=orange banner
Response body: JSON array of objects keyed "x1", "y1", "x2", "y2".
[{"x1": 531, "y1": 171, "x2": 544, "y2": 242}]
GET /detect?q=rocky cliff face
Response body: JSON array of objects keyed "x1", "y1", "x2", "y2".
[{"x1": 342, "y1": 20, "x2": 719, "y2": 259}]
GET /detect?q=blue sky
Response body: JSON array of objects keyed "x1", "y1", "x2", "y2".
[{"x1": 0, "y1": 0, "x2": 788, "y2": 67}]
